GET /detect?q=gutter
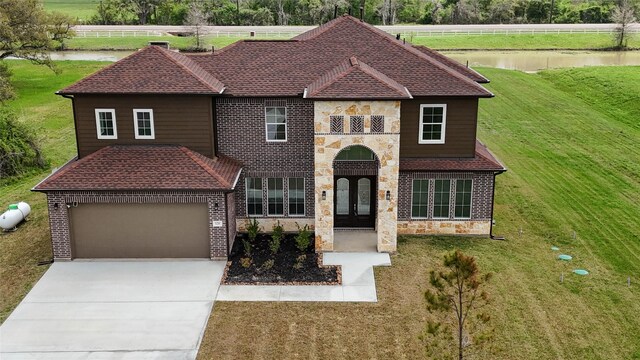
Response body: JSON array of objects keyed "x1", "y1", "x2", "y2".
[{"x1": 489, "y1": 169, "x2": 507, "y2": 240}]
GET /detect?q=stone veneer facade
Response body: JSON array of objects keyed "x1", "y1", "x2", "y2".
[
  {"x1": 45, "y1": 191, "x2": 230, "y2": 260},
  {"x1": 314, "y1": 101, "x2": 401, "y2": 253}
]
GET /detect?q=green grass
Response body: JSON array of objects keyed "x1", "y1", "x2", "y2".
[
  {"x1": 0, "y1": 60, "x2": 108, "y2": 323},
  {"x1": 64, "y1": 33, "x2": 640, "y2": 51},
  {"x1": 66, "y1": 35, "x2": 244, "y2": 50},
  {"x1": 411, "y1": 33, "x2": 640, "y2": 50},
  {"x1": 1, "y1": 61, "x2": 639, "y2": 357},
  {"x1": 42, "y1": 0, "x2": 99, "y2": 20}
]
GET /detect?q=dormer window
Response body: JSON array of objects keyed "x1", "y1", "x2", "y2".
[
  {"x1": 133, "y1": 109, "x2": 155, "y2": 139},
  {"x1": 265, "y1": 107, "x2": 287, "y2": 142},
  {"x1": 419, "y1": 104, "x2": 447, "y2": 144},
  {"x1": 95, "y1": 109, "x2": 117, "y2": 139}
]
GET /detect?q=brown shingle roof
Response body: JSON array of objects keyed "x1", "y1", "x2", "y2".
[
  {"x1": 59, "y1": 16, "x2": 491, "y2": 98},
  {"x1": 400, "y1": 140, "x2": 506, "y2": 172},
  {"x1": 33, "y1": 145, "x2": 242, "y2": 191},
  {"x1": 305, "y1": 57, "x2": 412, "y2": 99},
  {"x1": 188, "y1": 15, "x2": 492, "y2": 98},
  {"x1": 59, "y1": 46, "x2": 225, "y2": 95},
  {"x1": 412, "y1": 45, "x2": 489, "y2": 83}
]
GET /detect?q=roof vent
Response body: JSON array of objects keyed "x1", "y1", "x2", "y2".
[
  {"x1": 148, "y1": 41, "x2": 170, "y2": 49},
  {"x1": 349, "y1": 57, "x2": 359, "y2": 66}
]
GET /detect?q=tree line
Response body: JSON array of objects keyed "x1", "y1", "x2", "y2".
[{"x1": 89, "y1": 0, "x2": 638, "y2": 26}]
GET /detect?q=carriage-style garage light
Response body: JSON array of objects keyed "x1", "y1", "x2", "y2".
[
  {"x1": 386, "y1": 191, "x2": 391, "y2": 201},
  {"x1": 322, "y1": 191, "x2": 326, "y2": 200}
]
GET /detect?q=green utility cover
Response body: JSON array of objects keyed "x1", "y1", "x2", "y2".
[{"x1": 8, "y1": 204, "x2": 18, "y2": 210}]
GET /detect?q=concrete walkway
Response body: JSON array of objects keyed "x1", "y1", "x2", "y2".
[
  {"x1": 217, "y1": 252, "x2": 391, "y2": 302},
  {"x1": 0, "y1": 261, "x2": 225, "y2": 360}
]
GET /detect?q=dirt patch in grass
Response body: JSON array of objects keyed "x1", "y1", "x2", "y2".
[{"x1": 223, "y1": 234, "x2": 340, "y2": 285}]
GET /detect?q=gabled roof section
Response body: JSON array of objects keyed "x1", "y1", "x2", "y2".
[
  {"x1": 59, "y1": 46, "x2": 225, "y2": 95},
  {"x1": 305, "y1": 57, "x2": 411, "y2": 99},
  {"x1": 33, "y1": 145, "x2": 242, "y2": 191},
  {"x1": 189, "y1": 15, "x2": 492, "y2": 97},
  {"x1": 400, "y1": 140, "x2": 506, "y2": 172},
  {"x1": 412, "y1": 45, "x2": 489, "y2": 83}
]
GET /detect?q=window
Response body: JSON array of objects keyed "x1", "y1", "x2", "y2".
[
  {"x1": 411, "y1": 179, "x2": 429, "y2": 218},
  {"x1": 330, "y1": 115, "x2": 344, "y2": 133},
  {"x1": 267, "y1": 178, "x2": 284, "y2": 215},
  {"x1": 433, "y1": 179, "x2": 451, "y2": 218},
  {"x1": 265, "y1": 107, "x2": 286, "y2": 141},
  {"x1": 419, "y1": 104, "x2": 447, "y2": 144},
  {"x1": 335, "y1": 145, "x2": 375, "y2": 161},
  {"x1": 246, "y1": 178, "x2": 263, "y2": 216},
  {"x1": 95, "y1": 109, "x2": 117, "y2": 139},
  {"x1": 371, "y1": 115, "x2": 384, "y2": 133},
  {"x1": 288, "y1": 178, "x2": 305, "y2": 216},
  {"x1": 455, "y1": 179, "x2": 473, "y2": 219},
  {"x1": 350, "y1": 115, "x2": 364, "y2": 133},
  {"x1": 133, "y1": 109, "x2": 155, "y2": 139}
]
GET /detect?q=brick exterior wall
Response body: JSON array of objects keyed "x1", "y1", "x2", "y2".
[
  {"x1": 45, "y1": 190, "x2": 230, "y2": 260},
  {"x1": 397, "y1": 171, "x2": 494, "y2": 221},
  {"x1": 215, "y1": 98, "x2": 316, "y2": 219}
]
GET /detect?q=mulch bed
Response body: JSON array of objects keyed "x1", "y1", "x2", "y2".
[{"x1": 222, "y1": 233, "x2": 341, "y2": 285}]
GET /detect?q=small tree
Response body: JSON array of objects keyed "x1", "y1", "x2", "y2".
[
  {"x1": 423, "y1": 250, "x2": 493, "y2": 360},
  {"x1": 186, "y1": 2, "x2": 208, "y2": 50},
  {"x1": 269, "y1": 221, "x2": 283, "y2": 254},
  {"x1": 612, "y1": 0, "x2": 637, "y2": 49}
]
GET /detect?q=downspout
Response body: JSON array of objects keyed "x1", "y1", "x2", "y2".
[
  {"x1": 490, "y1": 170, "x2": 506, "y2": 240},
  {"x1": 57, "y1": 92, "x2": 80, "y2": 158}
]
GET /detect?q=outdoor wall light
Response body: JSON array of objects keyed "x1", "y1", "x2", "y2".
[
  {"x1": 386, "y1": 191, "x2": 391, "y2": 201},
  {"x1": 214, "y1": 202, "x2": 219, "y2": 208},
  {"x1": 322, "y1": 191, "x2": 327, "y2": 200},
  {"x1": 53, "y1": 203, "x2": 59, "y2": 210}
]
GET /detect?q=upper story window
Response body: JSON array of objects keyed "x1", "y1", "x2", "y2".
[
  {"x1": 95, "y1": 109, "x2": 117, "y2": 139},
  {"x1": 265, "y1": 107, "x2": 286, "y2": 142},
  {"x1": 133, "y1": 109, "x2": 155, "y2": 139},
  {"x1": 419, "y1": 104, "x2": 447, "y2": 144}
]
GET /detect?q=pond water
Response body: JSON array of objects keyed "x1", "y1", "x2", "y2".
[
  {"x1": 443, "y1": 50, "x2": 640, "y2": 72},
  {"x1": 48, "y1": 50, "x2": 640, "y2": 72}
]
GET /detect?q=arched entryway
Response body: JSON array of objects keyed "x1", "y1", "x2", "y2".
[{"x1": 332, "y1": 145, "x2": 379, "y2": 229}]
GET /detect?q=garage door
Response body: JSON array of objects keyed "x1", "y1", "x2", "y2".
[{"x1": 69, "y1": 203, "x2": 211, "y2": 258}]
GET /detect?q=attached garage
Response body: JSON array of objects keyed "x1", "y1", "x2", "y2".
[
  {"x1": 33, "y1": 145, "x2": 242, "y2": 260},
  {"x1": 69, "y1": 203, "x2": 210, "y2": 258}
]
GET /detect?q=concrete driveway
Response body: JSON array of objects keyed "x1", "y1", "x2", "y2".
[{"x1": 0, "y1": 261, "x2": 225, "y2": 359}]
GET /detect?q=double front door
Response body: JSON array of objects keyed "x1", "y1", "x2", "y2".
[{"x1": 334, "y1": 176, "x2": 376, "y2": 228}]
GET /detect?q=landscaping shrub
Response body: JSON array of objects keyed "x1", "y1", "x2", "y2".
[
  {"x1": 294, "y1": 223, "x2": 312, "y2": 252},
  {"x1": 242, "y1": 238, "x2": 252, "y2": 258},
  {"x1": 0, "y1": 109, "x2": 46, "y2": 180},
  {"x1": 269, "y1": 221, "x2": 283, "y2": 254},
  {"x1": 246, "y1": 218, "x2": 260, "y2": 242}
]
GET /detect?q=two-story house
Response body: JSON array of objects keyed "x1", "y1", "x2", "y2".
[{"x1": 34, "y1": 15, "x2": 505, "y2": 260}]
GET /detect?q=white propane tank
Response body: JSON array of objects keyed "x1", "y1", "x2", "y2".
[{"x1": 0, "y1": 202, "x2": 31, "y2": 231}]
